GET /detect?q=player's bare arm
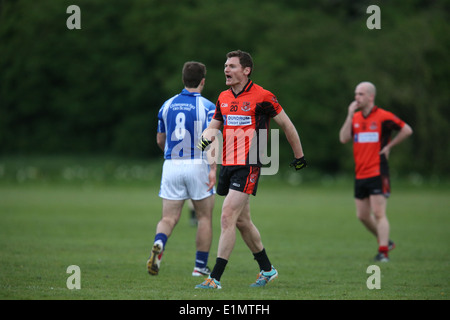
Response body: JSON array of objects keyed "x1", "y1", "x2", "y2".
[
  {"x1": 198, "y1": 118, "x2": 222, "y2": 152},
  {"x1": 200, "y1": 118, "x2": 220, "y2": 190},
  {"x1": 273, "y1": 110, "x2": 304, "y2": 159},
  {"x1": 202, "y1": 118, "x2": 222, "y2": 141},
  {"x1": 339, "y1": 101, "x2": 359, "y2": 144},
  {"x1": 206, "y1": 163, "x2": 217, "y2": 191},
  {"x1": 379, "y1": 123, "x2": 413, "y2": 158},
  {"x1": 157, "y1": 132, "x2": 166, "y2": 151}
]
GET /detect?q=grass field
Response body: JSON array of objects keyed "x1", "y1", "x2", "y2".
[{"x1": 0, "y1": 179, "x2": 449, "y2": 301}]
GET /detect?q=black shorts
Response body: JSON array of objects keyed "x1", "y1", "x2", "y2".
[
  {"x1": 217, "y1": 165, "x2": 261, "y2": 196},
  {"x1": 354, "y1": 175, "x2": 390, "y2": 199}
]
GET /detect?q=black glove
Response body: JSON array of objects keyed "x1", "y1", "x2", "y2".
[
  {"x1": 290, "y1": 156, "x2": 307, "y2": 171},
  {"x1": 197, "y1": 136, "x2": 212, "y2": 151}
]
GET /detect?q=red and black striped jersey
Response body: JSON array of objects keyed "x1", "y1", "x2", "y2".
[{"x1": 213, "y1": 80, "x2": 283, "y2": 166}]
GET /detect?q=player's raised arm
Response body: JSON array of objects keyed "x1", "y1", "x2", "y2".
[{"x1": 339, "y1": 101, "x2": 358, "y2": 144}]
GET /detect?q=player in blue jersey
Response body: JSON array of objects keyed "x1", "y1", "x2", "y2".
[{"x1": 147, "y1": 61, "x2": 217, "y2": 277}]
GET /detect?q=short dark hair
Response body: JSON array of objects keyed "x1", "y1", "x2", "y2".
[
  {"x1": 226, "y1": 50, "x2": 253, "y2": 76},
  {"x1": 182, "y1": 61, "x2": 206, "y2": 88}
]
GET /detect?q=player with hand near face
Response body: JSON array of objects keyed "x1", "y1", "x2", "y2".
[{"x1": 339, "y1": 81, "x2": 413, "y2": 262}]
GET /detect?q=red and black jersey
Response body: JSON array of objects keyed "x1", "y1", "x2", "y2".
[
  {"x1": 351, "y1": 106, "x2": 405, "y2": 179},
  {"x1": 213, "y1": 80, "x2": 283, "y2": 166}
]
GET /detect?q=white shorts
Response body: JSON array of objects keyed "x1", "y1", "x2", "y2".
[{"x1": 159, "y1": 159, "x2": 215, "y2": 200}]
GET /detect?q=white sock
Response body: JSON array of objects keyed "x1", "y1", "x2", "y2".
[{"x1": 154, "y1": 240, "x2": 164, "y2": 251}]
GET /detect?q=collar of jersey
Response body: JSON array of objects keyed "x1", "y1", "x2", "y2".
[
  {"x1": 181, "y1": 88, "x2": 201, "y2": 96},
  {"x1": 230, "y1": 79, "x2": 254, "y2": 98},
  {"x1": 362, "y1": 105, "x2": 378, "y2": 119}
]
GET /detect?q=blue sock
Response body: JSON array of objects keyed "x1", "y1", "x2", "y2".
[
  {"x1": 154, "y1": 233, "x2": 168, "y2": 249},
  {"x1": 195, "y1": 251, "x2": 209, "y2": 269}
]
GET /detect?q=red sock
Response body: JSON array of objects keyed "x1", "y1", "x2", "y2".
[{"x1": 378, "y1": 245, "x2": 389, "y2": 256}]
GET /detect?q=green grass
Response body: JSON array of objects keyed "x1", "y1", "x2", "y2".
[{"x1": 0, "y1": 182, "x2": 449, "y2": 300}]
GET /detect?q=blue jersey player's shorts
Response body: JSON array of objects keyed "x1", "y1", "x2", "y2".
[{"x1": 159, "y1": 159, "x2": 215, "y2": 200}]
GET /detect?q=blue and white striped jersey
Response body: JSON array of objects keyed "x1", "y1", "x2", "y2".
[{"x1": 157, "y1": 89, "x2": 215, "y2": 160}]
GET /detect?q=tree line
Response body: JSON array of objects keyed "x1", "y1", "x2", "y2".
[{"x1": 1, "y1": 0, "x2": 448, "y2": 177}]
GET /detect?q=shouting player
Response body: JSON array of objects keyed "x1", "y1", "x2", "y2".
[{"x1": 196, "y1": 50, "x2": 307, "y2": 289}]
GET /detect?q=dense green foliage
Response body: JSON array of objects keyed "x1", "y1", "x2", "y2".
[{"x1": 1, "y1": 0, "x2": 449, "y2": 176}]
